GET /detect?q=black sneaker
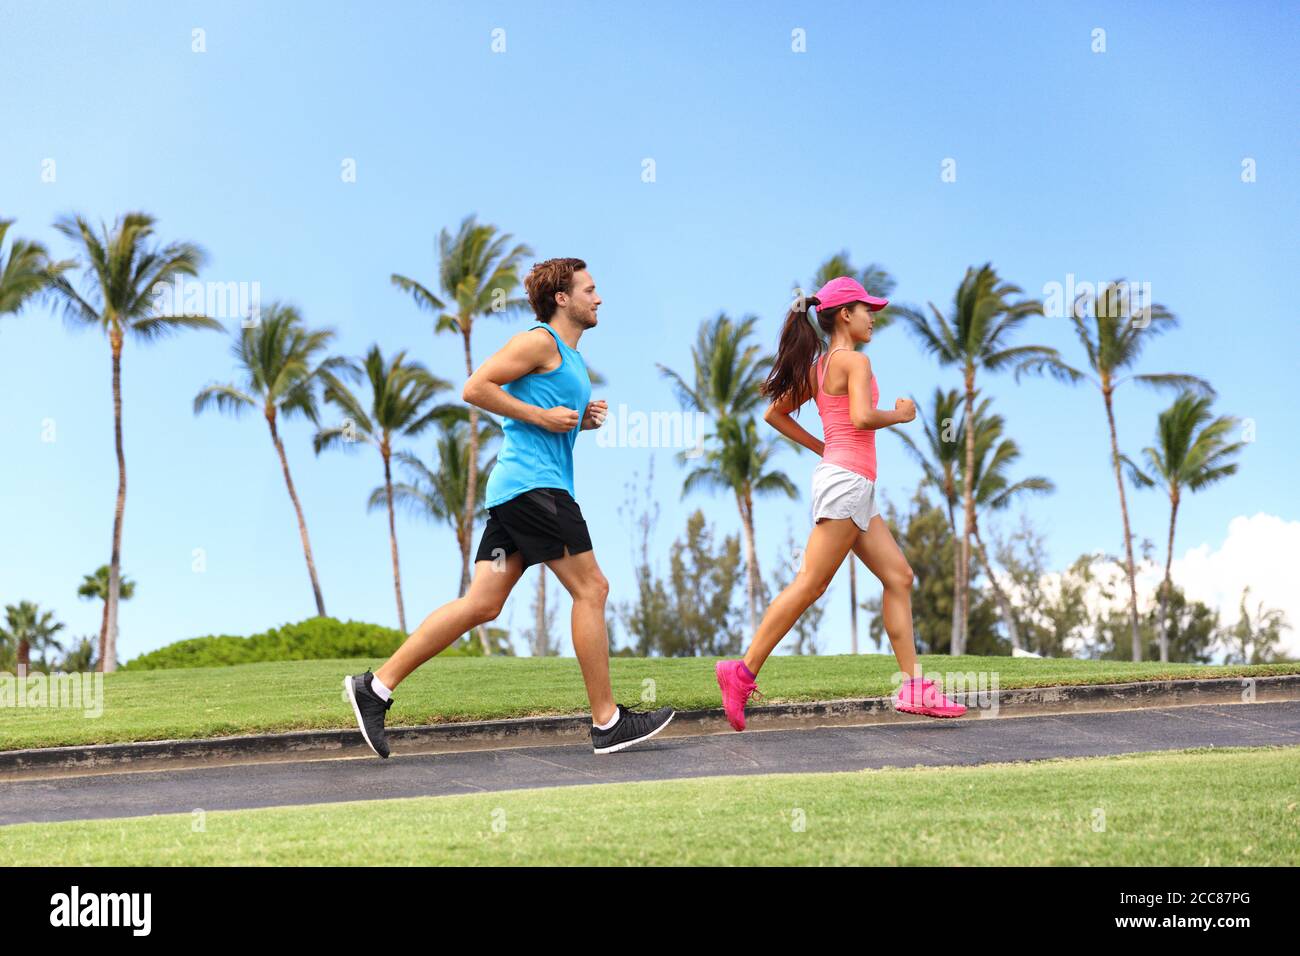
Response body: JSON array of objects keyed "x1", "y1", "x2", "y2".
[
  {"x1": 344, "y1": 670, "x2": 393, "y2": 758},
  {"x1": 590, "y1": 703, "x2": 675, "y2": 754}
]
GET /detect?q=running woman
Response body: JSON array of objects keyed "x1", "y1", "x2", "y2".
[
  {"x1": 345, "y1": 258, "x2": 674, "y2": 757},
  {"x1": 714, "y1": 275, "x2": 966, "y2": 729}
]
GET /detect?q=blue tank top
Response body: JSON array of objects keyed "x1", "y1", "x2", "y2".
[{"x1": 483, "y1": 323, "x2": 592, "y2": 508}]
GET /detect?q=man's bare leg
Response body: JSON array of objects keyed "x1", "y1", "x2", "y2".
[
  {"x1": 541, "y1": 547, "x2": 616, "y2": 725},
  {"x1": 375, "y1": 552, "x2": 524, "y2": 691}
]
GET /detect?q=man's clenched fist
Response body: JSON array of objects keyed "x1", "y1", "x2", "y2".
[{"x1": 582, "y1": 399, "x2": 609, "y2": 430}]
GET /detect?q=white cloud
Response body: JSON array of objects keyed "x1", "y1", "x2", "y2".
[
  {"x1": 1164, "y1": 512, "x2": 1299, "y2": 659},
  {"x1": 1045, "y1": 559, "x2": 1148, "y2": 657},
  {"x1": 991, "y1": 512, "x2": 1298, "y2": 660},
  {"x1": 996, "y1": 551, "x2": 1146, "y2": 656}
]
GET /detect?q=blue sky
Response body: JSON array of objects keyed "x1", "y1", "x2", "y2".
[{"x1": 2, "y1": 0, "x2": 1297, "y2": 662}]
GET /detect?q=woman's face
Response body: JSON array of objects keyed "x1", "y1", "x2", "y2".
[{"x1": 843, "y1": 302, "x2": 875, "y2": 344}]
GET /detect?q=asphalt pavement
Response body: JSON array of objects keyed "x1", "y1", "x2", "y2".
[{"x1": 4, "y1": 699, "x2": 1298, "y2": 827}]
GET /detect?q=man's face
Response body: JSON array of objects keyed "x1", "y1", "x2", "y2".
[{"x1": 559, "y1": 269, "x2": 601, "y2": 328}]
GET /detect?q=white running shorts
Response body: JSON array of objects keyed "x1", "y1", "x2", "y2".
[{"x1": 810, "y1": 461, "x2": 881, "y2": 532}]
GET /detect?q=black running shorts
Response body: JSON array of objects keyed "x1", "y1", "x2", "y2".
[{"x1": 474, "y1": 487, "x2": 594, "y2": 570}]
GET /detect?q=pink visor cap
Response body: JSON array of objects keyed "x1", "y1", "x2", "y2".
[{"x1": 813, "y1": 276, "x2": 889, "y2": 312}]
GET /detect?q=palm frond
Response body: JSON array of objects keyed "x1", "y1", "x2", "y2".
[
  {"x1": 1131, "y1": 372, "x2": 1216, "y2": 397},
  {"x1": 193, "y1": 383, "x2": 256, "y2": 417}
]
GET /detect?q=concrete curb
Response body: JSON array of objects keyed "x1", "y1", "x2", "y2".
[{"x1": 4, "y1": 673, "x2": 1296, "y2": 780}]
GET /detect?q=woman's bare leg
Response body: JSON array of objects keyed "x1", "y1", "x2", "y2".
[
  {"x1": 742, "y1": 517, "x2": 860, "y2": 676},
  {"x1": 851, "y1": 514, "x2": 919, "y2": 681},
  {"x1": 375, "y1": 552, "x2": 525, "y2": 690}
]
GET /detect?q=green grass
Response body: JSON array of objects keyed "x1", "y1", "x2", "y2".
[
  {"x1": 7, "y1": 746, "x2": 1297, "y2": 865},
  {"x1": 2, "y1": 654, "x2": 1295, "y2": 751}
]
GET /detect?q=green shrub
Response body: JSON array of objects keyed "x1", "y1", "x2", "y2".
[{"x1": 122, "y1": 617, "x2": 476, "y2": 670}]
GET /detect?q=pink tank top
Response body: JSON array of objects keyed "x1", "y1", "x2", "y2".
[{"x1": 815, "y1": 347, "x2": 879, "y2": 481}]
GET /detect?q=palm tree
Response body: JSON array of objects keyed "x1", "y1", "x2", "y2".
[
  {"x1": 528, "y1": 568, "x2": 560, "y2": 657},
  {"x1": 681, "y1": 414, "x2": 797, "y2": 631},
  {"x1": 0, "y1": 218, "x2": 64, "y2": 316},
  {"x1": 894, "y1": 263, "x2": 1056, "y2": 654},
  {"x1": 315, "y1": 346, "x2": 452, "y2": 632},
  {"x1": 47, "y1": 212, "x2": 216, "y2": 671},
  {"x1": 1, "y1": 601, "x2": 65, "y2": 671},
  {"x1": 1123, "y1": 392, "x2": 1243, "y2": 661},
  {"x1": 77, "y1": 565, "x2": 136, "y2": 665},
  {"x1": 370, "y1": 409, "x2": 501, "y2": 649},
  {"x1": 962, "y1": 398, "x2": 1055, "y2": 652},
  {"x1": 58, "y1": 637, "x2": 98, "y2": 672},
  {"x1": 1016, "y1": 280, "x2": 1213, "y2": 661},
  {"x1": 1221, "y1": 586, "x2": 1289, "y2": 665},
  {"x1": 658, "y1": 312, "x2": 771, "y2": 420},
  {"x1": 893, "y1": 387, "x2": 968, "y2": 649},
  {"x1": 658, "y1": 314, "x2": 776, "y2": 630},
  {"x1": 809, "y1": 255, "x2": 899, "y2": 652},
  {"x1": 194, "y1": 304, "x2": 351, "y2": 616},
  {"x1": 391, "y1": 215, "x2": 532, "y2": 596}
]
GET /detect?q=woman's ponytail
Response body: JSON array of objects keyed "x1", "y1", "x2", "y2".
[{"x1": 760, "y1": 293, "x2": 825, "y2": 410}]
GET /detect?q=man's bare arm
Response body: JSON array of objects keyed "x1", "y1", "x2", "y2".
[{"x1": 463, "y1": 330, "x2": 580, "y2": 433}]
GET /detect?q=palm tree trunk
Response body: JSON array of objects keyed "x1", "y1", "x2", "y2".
[
  {"x1": 535, "y1": 566, "x2": 547, "y2": 656},
  {"x1": 383, "y1": 448, "x2": 407, "y2": 633},
  {"x1": 974, "y1": 523, "x2": 1020, "y2": 651},
  {"x1": 457, "y1": 523, "x2": 472, "y2": 597},
  {"x1": 848, "y1": 561, "x2": 858, "y2": 654},
  {"x1": 97, "y1": 597, "x2": 109, "y2": 669},
  {"x1": 738, "y1": 489, "x2": 760, "y2": 633},
  {"x1": 453, "y1": 512, "x2": 486, "y2": 654},
  {"x1": 959, "y1": 372, "x2": 976, "y2": 656},
  {"x1": 268, "y1": 413, "x2": 327, "y2": 617},
  {"x1": 17, "y1": 639, "x2": 30, "y2": 670},
  {"x1": 1158, "y1": 493, "x2": 1180, "y2": 663},
  {"x1": 1103, "y1": 389, "x2": 1143, "y2": 661},
  {"x1": 458, "y1": 324, "x2": 490, "y2": 655},
  {"x1": 460, "y1": 327, "x2": 478, "y2": 589},
  {"x1": 102, "y1": 330, "x2": 126, "y2": 673},
  {"x1": 945, "y1": 498, "x2": 961, "y2": 651}
]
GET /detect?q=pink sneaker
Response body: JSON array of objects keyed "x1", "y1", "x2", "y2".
[
  {"x1": 715, "y1": 659, "x2": 763, "y2": 731},
  {"x1": 893, "y1": 677, "x2": 966, "y2": 718}
]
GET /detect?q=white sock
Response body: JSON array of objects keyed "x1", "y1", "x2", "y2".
[
  {"x1": 593, "y1": 708, "x2": 620, "y2": 730},
  {"x1": 369, "y1": 675, "x2": 392, "y2": 702}
]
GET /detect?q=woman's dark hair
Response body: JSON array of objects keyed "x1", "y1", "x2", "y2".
[{"x1": 760, "y1": 295, "x2": 846, "y2": 410}]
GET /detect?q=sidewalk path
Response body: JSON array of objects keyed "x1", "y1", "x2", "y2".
[{"x1": 4, "y1": 700, "x2": 1298, "y2": 827}]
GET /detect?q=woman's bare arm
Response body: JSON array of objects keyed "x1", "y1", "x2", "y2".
[
  {"x1": 762, "y1": 383, "x2": 825, "y2": 456},
  {"x1": 846, "y1": 353, "x2": 910, "y2": 430}
]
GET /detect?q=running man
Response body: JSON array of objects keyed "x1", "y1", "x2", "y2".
[
  {"x1": 345, "y1": 258, "x2": 675, "y2": 757},
  {"x1": 714, "y1": 275, "x2": 967, "y2": 729}
]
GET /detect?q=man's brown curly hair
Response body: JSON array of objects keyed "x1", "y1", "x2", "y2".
[{"x1": 524, "y1": 257, "x2": 587, "y2": 323}]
